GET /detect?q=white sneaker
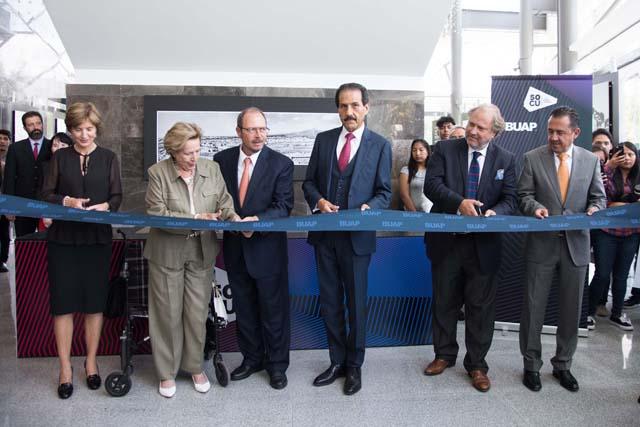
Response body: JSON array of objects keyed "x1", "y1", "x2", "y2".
[
  {"x1": 192, "y1": 372, "x2": 211, "y2": 393},
  {"x1": 587, "y1": 316, "x2": 596, "y2": 331},
  {"x1": 159, "y1": 380, "x2": 176, "y2": 398}
]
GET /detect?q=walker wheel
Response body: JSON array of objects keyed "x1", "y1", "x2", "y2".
[
  {"x1": 105, "y1": 372, "x2": 132, "y2": 397},
  {"x1": 214, "y1": 359, "x2": 229, "y2": 387}
]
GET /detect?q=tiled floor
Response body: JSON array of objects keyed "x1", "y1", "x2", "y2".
[{"x1": 1, "y1": 250, "x2": 639, "y2": 426}]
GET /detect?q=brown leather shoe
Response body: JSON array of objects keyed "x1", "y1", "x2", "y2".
[
  {"x1": 468, "y1": 370, "x2": 491, "y2": 392},
  {"x1": 423, "y1": 358, "x2": 454, "y2": 376}
]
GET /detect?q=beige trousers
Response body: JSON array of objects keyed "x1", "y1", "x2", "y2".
[{"x1": 148, "y1": 237, "x2": 213, "y2": 380}]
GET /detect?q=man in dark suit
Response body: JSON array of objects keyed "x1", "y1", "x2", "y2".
[
  {"x1": 214, "y1": 107, "x2": 294, "y2": 390},
  {"x1": 303, "y1": 83, "x2": 392, "y2": 395},
  {"x1": 2, "y1": 111, "x2": 52, "y2": 236},
  {"x1": 518, "y1": 107, "x2": 606, "y2": 392},
  {"x1": 423, "y1": 104, "x2": 517, "y2": 392}
]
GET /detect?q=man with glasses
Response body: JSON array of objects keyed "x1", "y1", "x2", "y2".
[
  {"x1": 303, "y1": 83, "x2": 392, "y2": 395},
  {"x1": 214, "y1": 107, "x2": 294, "y2": 390}
]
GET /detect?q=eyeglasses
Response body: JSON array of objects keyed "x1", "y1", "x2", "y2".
[{"x1": 240, "y1": 127, "x2": 270, "y2": 134}]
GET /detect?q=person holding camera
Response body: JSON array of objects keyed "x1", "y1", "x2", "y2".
[{"x1": 588, "y1": 141, "x2": 640, "y2": 331}]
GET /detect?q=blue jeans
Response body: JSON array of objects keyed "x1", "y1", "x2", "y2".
[{"x1": 589, "y1": 230, "x2": 640, "y2": 317}]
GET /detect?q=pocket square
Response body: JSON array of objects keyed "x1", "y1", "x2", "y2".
[{"x1": 495, "y1": 169, "x2": 504, "y2": 180}]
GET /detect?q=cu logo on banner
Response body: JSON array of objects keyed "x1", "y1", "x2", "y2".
[{"x1": 523, "y1": 87, "x2": 558, "y2": 112}]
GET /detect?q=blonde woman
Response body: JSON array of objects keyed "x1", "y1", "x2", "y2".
[{"x1": 144, "y1": 122, "x2": 238, "y2": 398}]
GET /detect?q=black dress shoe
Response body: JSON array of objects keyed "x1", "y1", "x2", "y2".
[
  {"x1": 84, "y1": 360, "x2": 101, "y2": 390},
  {"x1": 269, "y1": 371, "x2": 288, "y2": 390},
  {"x1": 0, "y1": 262, "x2": 8, "y2": 273},
  {"x1": 552, "y1": 369, "x2": 579, "y2": 392},
  {"x1": 343, "y1": 367, "x2": 361, "y2": 395},
  {"x1": 313, "y1": 364, "x2": 345, "y2": 387},
  {"x1": 522, "y1": 370, "x2": 541, "y2": 391},
  {"x1": 57, "y1": 368, "x2": 73, "y2": 399},
  {"x1": 230, "y1": 362, "x2": 264, "y2": 381}
]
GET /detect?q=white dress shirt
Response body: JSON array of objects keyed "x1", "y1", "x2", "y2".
[
  {"x1": 553, "y1": 144, "x2": 574, "y2": 174},
  {"x1": 336, "y1": 125, "x2": 365, "y2": 163},
  {"x1": 237, "y1": 146, "x2": 262, "y2": 187},
  {"x1": 29, "y1": 137, "x2": 44, "y2": 156},
  {"x1": 467, "y1": 144, "x2": 489, "y2": 186}
]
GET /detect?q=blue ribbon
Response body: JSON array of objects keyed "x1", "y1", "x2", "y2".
[{"x1": 0, "y1": 194, "x2": 638, "y2": 233}]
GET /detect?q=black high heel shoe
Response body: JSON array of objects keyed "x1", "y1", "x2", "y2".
[
  {"x1": 58, "y1": 367, "x2": 73, "y2": 399},
  {"x1": 84, "y1": 360, "x2": 101, "y2": 390}
]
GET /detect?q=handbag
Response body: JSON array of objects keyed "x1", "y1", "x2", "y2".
[{"x1": 211, "y1": 280, "x2": 228, "y2": 325}]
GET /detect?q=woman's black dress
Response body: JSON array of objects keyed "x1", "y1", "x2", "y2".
[{"x1": 40, "y1": 145, "x2": 122, "y2": 315}]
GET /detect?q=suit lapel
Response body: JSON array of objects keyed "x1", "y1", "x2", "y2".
[
  {"x1": 36, "y1": 138, "x2": 50, "y2": 161},
  {"x1": 351, "y1": 127, "x2": 371, "y2": 186},
  {"x1": 540, "y1": 148, "x2": 563, "y2": 205},
  {"x1": 243, "y1": 146, "x2": 270, "y2": 209},
  {"x1": 20, "y1": 140, "x2": 35, "y2": 164},
  {"x1": 458, "y1": 140, "x2": 468, "y2": 194},
  {"x1": 477, "y1": 143, "x2": 496, "y2": 202},
  {"x1": 566, "y1": 146, "x2": 582, "y2": 206},
  {"x1": 226, "y1": 148, "x2": 240, "y2": 208}
]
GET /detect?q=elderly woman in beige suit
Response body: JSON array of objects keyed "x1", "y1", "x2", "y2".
[{"x1": 145, "y1": 122, "x2": 239, "y2": 398}]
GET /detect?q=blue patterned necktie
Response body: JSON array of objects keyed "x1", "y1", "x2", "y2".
[{"x1": 466, "y1": 151, "x2": 481, "y2": 199}]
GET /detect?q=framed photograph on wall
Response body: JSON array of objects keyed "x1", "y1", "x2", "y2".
[{"x1": 143, "y1": 96, "x2": 339, "y2": 180}]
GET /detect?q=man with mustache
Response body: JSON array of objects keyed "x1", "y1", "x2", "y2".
[
  {"x1": 518, "y1": 107, "x2": 605, "y2": 392},
  {"x1": 214, "y1": 107, "x2": 294, "y2": 390},
  {"x1": 423, "y1": 104, "x2": 517, "y2": 392},
  {"x1": 2, "y1": 111, "x2": 52, "y2": 236},
  {"x1": 303, "y1": 83, "x2": 392, "y2": 395}
]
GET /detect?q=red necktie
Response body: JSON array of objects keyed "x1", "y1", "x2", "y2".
[
  {"x1": 33, "y1": 142, "x2": 39, "y2": 160},
  {"x1": 338, "y1": 132, "x2": 354, "y2": 172},
  {"x1": 238, "y1": 157, "x2": 252, "y2": 207}
]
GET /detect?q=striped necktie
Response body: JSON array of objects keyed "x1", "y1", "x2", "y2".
[{"x1": 466, "y1": 151, "x2": 481, "y2": 199}]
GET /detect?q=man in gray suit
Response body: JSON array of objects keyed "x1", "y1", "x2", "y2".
[{"x1": 518, "y1": 106, "x2": 606, "y2": 392}]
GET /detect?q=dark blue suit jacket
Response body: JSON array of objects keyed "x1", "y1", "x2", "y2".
[
  {"x1": 302, "y1": 126, "x2": 392, "y2": 256},
  {"x1": 423, "y1": 138, "x2": 517, "y2": 273},
  {"x1": 214, "y1": 145, "x2": 294, "y2": 278}
]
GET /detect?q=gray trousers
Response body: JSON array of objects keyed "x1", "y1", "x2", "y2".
[
  {"x1": 519, "y1": 234, "x2": 586, "y2": 372},
  {"x1": 148, "y1": 237, "x2": 213, "y2": 381}
]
